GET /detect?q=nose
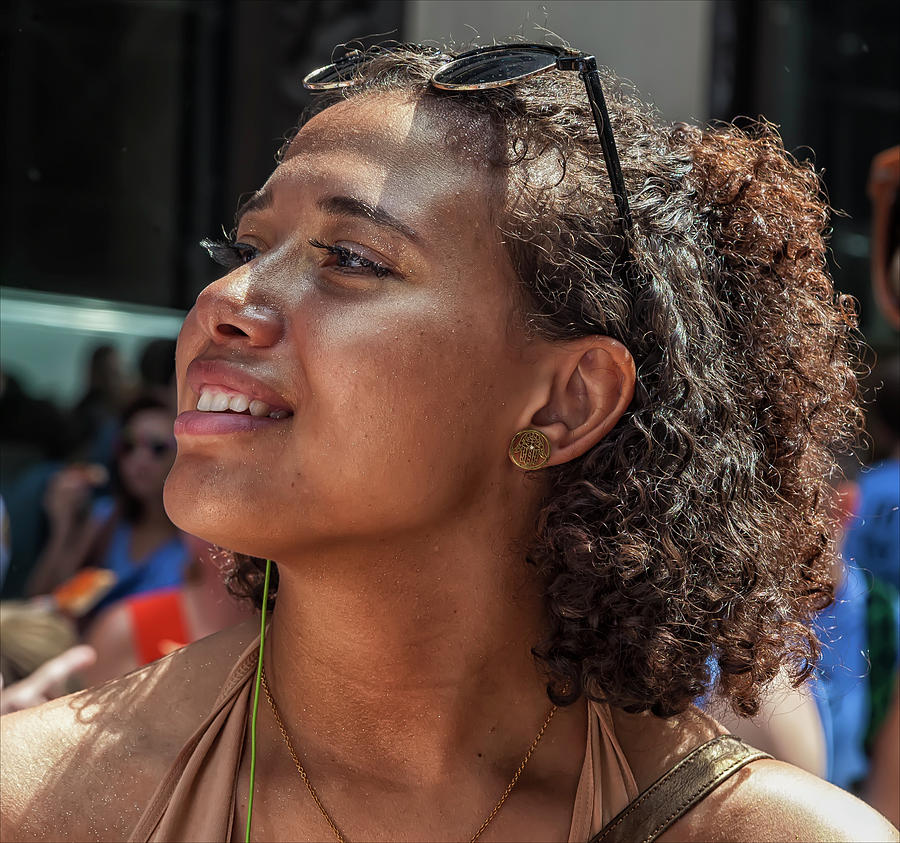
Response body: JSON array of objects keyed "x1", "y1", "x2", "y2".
[{"x1": 192, "y1": 274, "x2": 284, "y2": 348}]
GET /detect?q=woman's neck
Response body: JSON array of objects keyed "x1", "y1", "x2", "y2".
[{"x1": 264, "y1": 526, "x2": 558, "y2": 784}]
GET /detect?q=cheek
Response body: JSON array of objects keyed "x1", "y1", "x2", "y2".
[
  {"x1": 324, "y1": 302, "x2": 479, "y2": 407},
  {"x1": 300, "y1": 298, "x2": 506, "y2": 491}
]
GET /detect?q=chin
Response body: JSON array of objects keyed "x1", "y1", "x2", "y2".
[
  {"x1": 164, "y1": 461, "x2": 296, "y2": 559},
  {"x1": 165, "y1": 462, "x2": 246, "y2": 549}
]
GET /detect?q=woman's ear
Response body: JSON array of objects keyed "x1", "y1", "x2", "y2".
[{"x1": 526, "y1": 336, "x2": 635, "y2": 466}]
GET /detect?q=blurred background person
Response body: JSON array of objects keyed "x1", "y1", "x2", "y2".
[
  {"x1": 0, "y1": 337, "x2": 185, "y2": 709},
  {"x1": 0, "y1": 644, "x2": 96, "y2": 716},
  {"x1": 815, "y1": 504, "x2": 899, "y2": 826},
  {"x1": 842, "y1": 356, "x2": 900, "y2": 592},
  {"x1": 0, "y1": 363, "x2": 93, "y2": 600},
  {"x1": 0, "y1": 367, "x2": 75, "y2": 480},
  {"x1": 26, "y1": 394, "x2": 188, "y2": 609},
  {"x1": 867, "y1": 676, "x2": 900, "y2": 827},
  {"x1": 80, "y1": 536, "x2": 252, "y2": 687},
  {"x1": 868, "y1": 146, "x2": 900, "y2": 331},
  {"x1": 137, "y1": 338, "x2": 177, "y2": 414},
  {"x1": 0, "y1": 599, "x2": 81, "y2": 692},
  {"x1": 68, "y1": 344, "x2": 129, "y2": 467},
  {"x1": 1, "y1": 336, "x2": 177, "y2": 599}
]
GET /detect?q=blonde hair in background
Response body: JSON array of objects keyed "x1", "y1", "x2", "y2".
[{"x1": 0, "y1": 601, "x2": 78, "y2": 684}]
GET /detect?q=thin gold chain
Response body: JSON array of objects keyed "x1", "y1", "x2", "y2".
[
  {"x1": 261, "y1": 667, "x2": 557, "y2": 843},
  {"x1": 261, "y1": 668, "x2": 345, "y2": 842}
]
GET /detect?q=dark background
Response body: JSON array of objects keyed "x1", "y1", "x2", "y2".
[
  {"x1": 2, "y1": 0, "x2": 404, "y2": 310},
  {"x1": 2, "y1": 0, "x2": 898, "y2": 336}
]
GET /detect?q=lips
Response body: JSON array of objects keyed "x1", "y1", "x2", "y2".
[
  {"x1": 176, "y1": 358, "x2": 294, "y2": 437},
  {"x1": 174, "y1": 410, "x2": 285, "y2": 436}
]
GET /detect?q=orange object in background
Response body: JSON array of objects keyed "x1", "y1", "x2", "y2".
[
  {"x1": 868, "y1": 146, "x2": 900, "y2": 330},
  {"x1": 128, "y1": 589, "x2": 188, "y2": 664},
  {"x1": 52, "y1": 567, "x2": 117, "y2": 617}
]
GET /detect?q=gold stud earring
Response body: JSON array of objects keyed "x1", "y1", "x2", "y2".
[{"x1": 508, "y1": 429, "x2": 551, "y2": 471}]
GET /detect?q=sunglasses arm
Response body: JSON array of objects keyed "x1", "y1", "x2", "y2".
[{"x1": 559, "y1": 55, "x2": 634, "y2": 257}]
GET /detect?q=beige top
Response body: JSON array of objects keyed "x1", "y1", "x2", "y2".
[{"x1": 128, "y1": 637, "x2": 639, "y2": 842}]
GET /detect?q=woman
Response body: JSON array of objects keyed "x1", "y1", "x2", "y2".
[
  {"x1": 26, "y1": 394, "x2": 189, "y2": 611},
  {"x1": 2, "y1": 42, "x2": 898, "y2": 842}
]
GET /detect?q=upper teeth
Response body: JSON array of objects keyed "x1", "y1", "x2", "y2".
[{"x1": 196, "y1": 388, "x2": 289, "y2": 419}]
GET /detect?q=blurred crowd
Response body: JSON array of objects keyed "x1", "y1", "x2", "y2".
[
  {"x1": 0, "y1": 337, "x2": 251, "y2": 710},
  {"x1": 0, "y1": 149, "x2": 897, "y2": 827}
]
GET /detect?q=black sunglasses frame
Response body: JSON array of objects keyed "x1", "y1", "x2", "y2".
[{"x1": 303, "y1": 43, "x2": 633, "y2": 260}]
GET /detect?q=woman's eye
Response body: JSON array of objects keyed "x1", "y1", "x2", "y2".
[
  {"x1": 308, "y1": 238, "x2": 393, "y2": 278},
  {"x1": 200, "y1": 237, "x2": 259, "y2": 269}
]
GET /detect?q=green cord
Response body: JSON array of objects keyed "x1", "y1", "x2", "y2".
[{"x1": 245, "y1": 559, "x2": 272, "y2": 843}]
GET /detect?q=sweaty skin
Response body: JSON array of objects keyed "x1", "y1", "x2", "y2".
[{"x1": 1, "y1": 92, "x2": 897, "y2": 843}]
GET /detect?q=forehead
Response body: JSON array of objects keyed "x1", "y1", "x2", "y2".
[
  {"x1": 269, "y1": 92, "x2": 500, "y2": 230},
  {"x1": 287, "y1": 90, "x2": 494, "y2": 168}
]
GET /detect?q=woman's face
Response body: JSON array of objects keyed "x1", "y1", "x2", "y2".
[
  {"x1": 118, "y1": 408, "x2": 177, "y2": 502},
  {"x1": 164, "y1": 92, "x2": 545, "y2": 560}
]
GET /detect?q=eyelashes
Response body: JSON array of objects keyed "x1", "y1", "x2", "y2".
[
  {"x1": 200, "y1": 237, "x2": 257, "y2": 269},
  {"x1": 306, "y1": 238, "x2": 392, "y2": 278},
  {"x1": 199, "y1": 237, "x2": 393, "y2": 278}
]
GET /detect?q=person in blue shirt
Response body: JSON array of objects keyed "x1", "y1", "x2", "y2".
[
  {"x1": 842, "y1": 353, "x2": 900, "y2": 592},
  {"x1": 27, "y1": 394, "x2": 188, "y2": 610}
]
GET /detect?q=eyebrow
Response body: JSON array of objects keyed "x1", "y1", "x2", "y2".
[
  {"x1": 233, "y1": 189, "x2": 422, "y2": 246},
  {"x1": 316, "y1": 195, "x2": 422, "y2": 245},
  {"x1": 233, "y1": 189, "x2": 274, "y2": 230}
]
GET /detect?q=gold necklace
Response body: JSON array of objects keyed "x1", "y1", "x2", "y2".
[{"x1": 261, "y1": 667, "x2": 558, "y2": 843}]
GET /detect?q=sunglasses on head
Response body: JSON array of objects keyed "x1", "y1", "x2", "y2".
[
  {"x1": 303, "y1": 42, "x2": 633, "y2": 259},
  {"x1": 118, "y1": 433, "x2": 176, "y2": 459}
]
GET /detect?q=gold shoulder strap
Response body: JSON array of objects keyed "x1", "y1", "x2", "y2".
[{"x1": 589, "y1": 735, "x2": 771, "y2": 843}]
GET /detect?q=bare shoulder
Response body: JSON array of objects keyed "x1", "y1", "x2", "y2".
[
  {"x1": 660, "y1": 758, "x2": 900, "y2": 842},
  {"x1": 609, "y1": 702, "x2": 729, "y2": 791},
  {"x1": 609, "y1": 704, "x2": 898, "y2": 842},
  {"x1": 0, "y1": 620, "x2": 257, "y2": 842}
]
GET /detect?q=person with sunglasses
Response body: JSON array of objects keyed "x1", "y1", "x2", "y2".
[
  {"x1": 2, "y1": 42, "x2": 898, "y2": 843},
  {"x1": 25, "y1": 394, "x2": 188, "y2": 612}
]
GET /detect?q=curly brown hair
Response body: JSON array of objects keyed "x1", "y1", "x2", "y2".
[{"x1": 224, "y1": 44, "x2": 862, "y2": 718}]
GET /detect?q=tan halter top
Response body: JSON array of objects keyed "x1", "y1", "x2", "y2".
[{"x1": 127, "y1": 636, "x2": 640, "y2": 842}]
